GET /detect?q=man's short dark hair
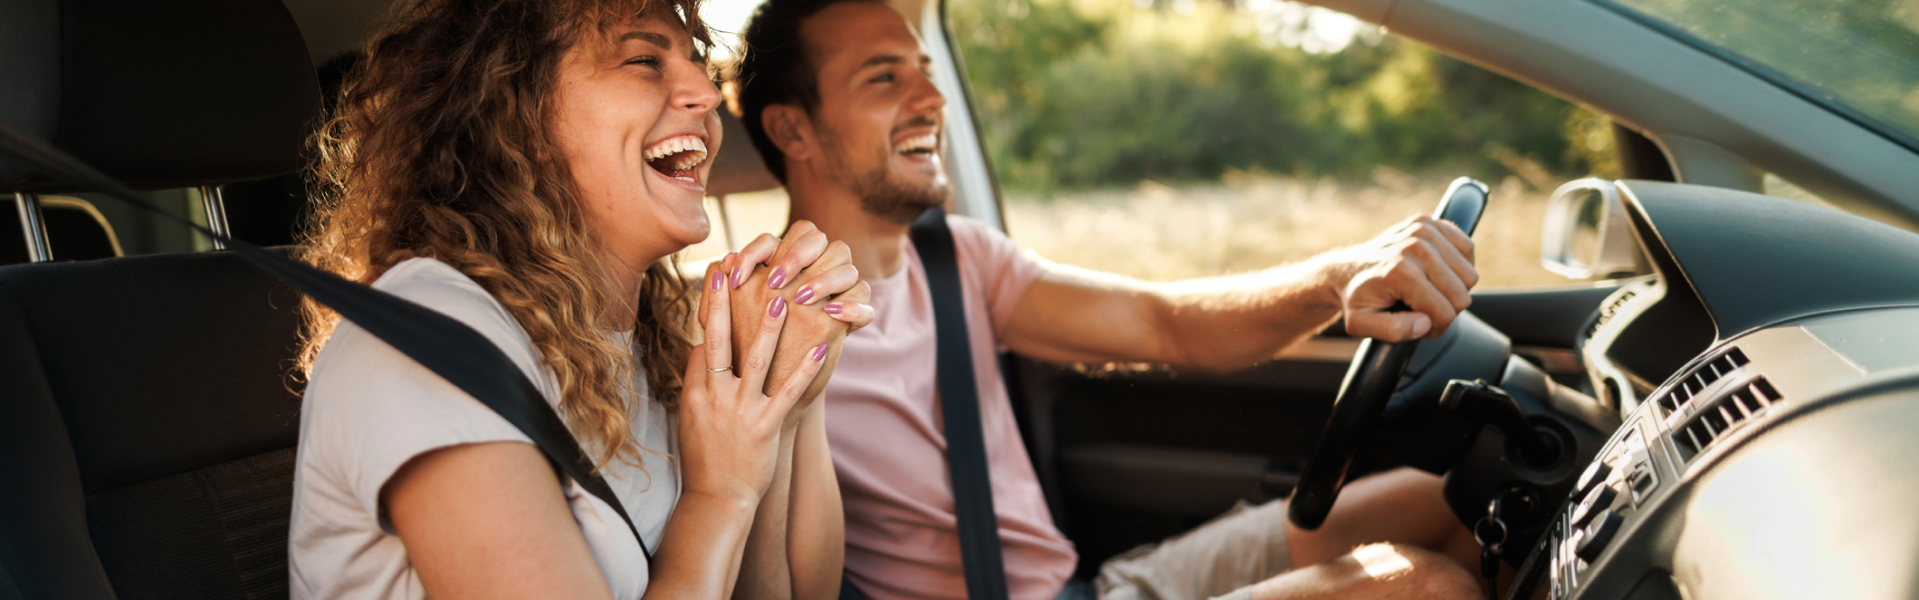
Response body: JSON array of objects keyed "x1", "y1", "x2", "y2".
[{"x1": 732, "y1": 0, "x2": 884, "y2": 183}]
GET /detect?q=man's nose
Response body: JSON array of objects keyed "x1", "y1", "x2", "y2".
[{"x1": 905, "y1": 68, "x2": 946, "y2": 116}]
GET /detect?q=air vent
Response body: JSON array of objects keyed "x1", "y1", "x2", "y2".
[
  {"x1": 1671, "y1": 377, "x2": 1781, "y2": 461},
  {"x1": 1656, "y1": 348, "x2": 1749, "y2": 415},
  {"x1": 1586, "y1": 289, "x2": 1640, "y2": 338}
]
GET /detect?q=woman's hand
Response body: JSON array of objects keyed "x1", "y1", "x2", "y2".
[
  {"x1": 678, "y1": 266, "x2": 830, "y2": 505},
  {"x1": 720, "y1": 221, "x2": 875, "y2": 413},
  {"x1": 727, "y1": 221, "x2": 875, "y2": 332}
]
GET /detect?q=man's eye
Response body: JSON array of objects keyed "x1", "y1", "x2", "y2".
[
  {"x1": 625, "y1": 55, "x2": 662, "y2": 68},
  {"x1": 870, "y1": 72, "x2": 895, "y2": 84}
]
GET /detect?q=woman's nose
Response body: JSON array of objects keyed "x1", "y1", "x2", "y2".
[{"x1": 674, "y1": 65, "x2": 722, "y2": 114}]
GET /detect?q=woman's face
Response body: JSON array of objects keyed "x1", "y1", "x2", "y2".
[{"x1": 551, "y1": 13, "x2": 722, "y2": 275}]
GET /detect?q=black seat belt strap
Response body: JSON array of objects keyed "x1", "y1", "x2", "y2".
[
  {"x1": 910, "y1": 207, "x2": 1009, "y2": 600},
  {"x1": 0, "y1": 120, "x2": 651, "y2": 558}
]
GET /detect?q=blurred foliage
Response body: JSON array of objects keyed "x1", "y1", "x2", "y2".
[
  {"x1": 1608, "y1": 0, "x2": 1919, "y2": 145},
  {"x1": 949, "y1": 0, "x2": 1621, "y2": 192}
]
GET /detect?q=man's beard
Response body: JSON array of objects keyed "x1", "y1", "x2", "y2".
[
  {"x1": 852, "y1": 167, "x2": 947, "y2": 225},
  {"x1": 821, "y1": 129, "x2": 949, "y2": 225}
]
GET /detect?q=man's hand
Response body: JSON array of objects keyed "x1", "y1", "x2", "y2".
[
  {"x1": 704, "y1": 222, "x2": 874, "y2": 420},
  {"x1": 1330, "y1": 214, "x2": 1477, "y2": 342}
]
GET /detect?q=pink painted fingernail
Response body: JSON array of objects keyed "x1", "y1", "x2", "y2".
[
  {"x1": 811, "y1": 343, "x2": 828, "y2": 362},
  {"x1": 823, "y1": 303, "x2": 843, "y2": 315},
  {"x1": 710, "y1": 271, "x2": 723, "y2": 290},
  {"x1": 769, "y1": 296, "x2": 785, "y2": 318},
  {"x1": 731, "y1": 266, "x2": 743, "y2": 289},
  {"x1": 794, "y1": 285, "x2": 815, "y2": 305},
  {"x1": 768, "y1": 267, "x2": 787, "y2": 289}
]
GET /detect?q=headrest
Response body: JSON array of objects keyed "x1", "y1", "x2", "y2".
[
  {"x1": 0, "y1": 0, "x2": 323, "y2": 192},
  {"x1": 709, "y1": 107, "x2": 780, "y2": 197}
]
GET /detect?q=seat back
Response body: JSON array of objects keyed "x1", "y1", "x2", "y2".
[
  {"x1": 0, "y1": 252, "x2": 307, "y2": 600},
  {"x1": 0, "y1": 0, "x2": 322, "y2": 598}
]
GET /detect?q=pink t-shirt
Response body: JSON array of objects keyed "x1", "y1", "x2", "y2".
[{"x1": 827, "y1": 215, "x2": 1077, "y2": 600}]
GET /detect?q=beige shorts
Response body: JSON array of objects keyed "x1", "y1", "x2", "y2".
[{"x1": 1095, "y1": 499, "x2": 1293, "y2": 600}]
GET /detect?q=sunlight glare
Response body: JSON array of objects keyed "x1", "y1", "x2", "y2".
[
  {"x1": 1241, "y1": 0, "x2": 1376, "y2": 53},
  {"x1": 1352, "y1": 543, "x2": 1415, "y2": 579},
  {"x1": 704, "y1": 0, "x2": 767, "y2": 61}
]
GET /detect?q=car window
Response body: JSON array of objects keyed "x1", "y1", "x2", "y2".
[
  {"x1": 1596, "y1": 0, "x2": 1919, "y2": 152},
  {"x1": 63, "y1": 188, "x2": 206, "y2": 255},
  {"x1": 1761, "y1": 173, "x2": 1837, "y2": 210},
  {"x1": 947, "y1": 0, "x2": 1623, "y2": 287}
]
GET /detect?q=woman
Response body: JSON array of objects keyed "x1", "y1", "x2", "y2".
[{"x1": 286, "y1": 0, "x2": 868, "y2": 598}]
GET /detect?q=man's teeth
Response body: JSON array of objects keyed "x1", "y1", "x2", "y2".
[{"x1": 896, "y1": 133, "x2": 938, "y2": 153}]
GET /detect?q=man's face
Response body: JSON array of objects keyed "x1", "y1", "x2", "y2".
[{"x1": 801, "y1": 1, "x2": 949, "y2": 224}]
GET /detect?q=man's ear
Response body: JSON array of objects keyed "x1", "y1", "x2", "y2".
[{"x1": 761, "y1": 103, "x2": 815, "y2": 164}]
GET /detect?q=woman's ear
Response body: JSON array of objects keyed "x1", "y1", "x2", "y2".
[{"x1": 761, "y1": 104, "x2": 814, "y2": 164}]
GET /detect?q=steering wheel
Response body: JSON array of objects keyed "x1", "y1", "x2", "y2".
[{"x1": 1287, "y1": 177, "x2": 1489, "y2": 530}]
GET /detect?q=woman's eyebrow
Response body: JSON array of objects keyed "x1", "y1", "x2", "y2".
[{"x1": 619, "y1": 31, "x2": 673, "y2": 49}]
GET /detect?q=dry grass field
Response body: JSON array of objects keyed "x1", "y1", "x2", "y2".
[{"x1": 687, "y1": 172, "x2": 1578, "y2": 289}]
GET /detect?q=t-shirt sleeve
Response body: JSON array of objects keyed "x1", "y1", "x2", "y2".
[
  {"x1": 946, "y1": 214, "x2": 1044, "y2": 336},
  {"x1": 300, "y1": 262, "x2": 555, "y2": 534}
]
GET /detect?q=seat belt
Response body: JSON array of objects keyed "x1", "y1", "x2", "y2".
[
  {"x1": 910, "y1": 207, "x2": 1010, "y2": 600},
  {"x1": 0, "y1": 120, "x2": 652, "y2": 559}
]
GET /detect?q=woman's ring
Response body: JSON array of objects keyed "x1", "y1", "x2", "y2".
[{"x1": 705, "y1": 366, "x2": 732, "y2": 373}]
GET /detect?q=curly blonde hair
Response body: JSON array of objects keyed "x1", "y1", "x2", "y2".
[{"x1": 299, "y1": 0, "x2": 712, "y2": 469}]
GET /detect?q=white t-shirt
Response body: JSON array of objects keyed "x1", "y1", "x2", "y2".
[{"x1": 289, "y1": 257, "x2": 679, "y2": 599}]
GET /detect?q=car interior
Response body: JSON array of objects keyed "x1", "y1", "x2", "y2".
[{"x1": 4, "y1": 0, "x2": 1919, "y2": 599}]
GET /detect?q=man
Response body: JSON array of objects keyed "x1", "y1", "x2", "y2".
[{"x1": 726, "y1": 0, "x2": 1489, "y2": 598}]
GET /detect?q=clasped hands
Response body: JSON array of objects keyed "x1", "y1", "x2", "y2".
[{"x1": 677, "y1": 221, "x2": 873, "y2": 503}]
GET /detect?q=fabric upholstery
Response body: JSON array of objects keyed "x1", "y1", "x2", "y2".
[
  {"x1": 0, "y1": 250, "x2": 308, "y2": 600},
  {"x1": 0, "y1": 289, "x2": 118, "y2": 600},
  {"x1": 87, "y1": 449, "x2": 295, "y2": 600},
  {"x1": 0, "y1": 0, "x2": 59, "y2": 184},
  {"x1": 0, "y1": 251, "x2": 306, "y2": 493},
  {"x1": 0, "y1": 0, "x2": 321, "y2": 191}
]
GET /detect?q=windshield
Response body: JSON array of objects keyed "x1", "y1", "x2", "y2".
[{"x1": 1598, "y1": 0, "x2": 1919, "y2": 151}]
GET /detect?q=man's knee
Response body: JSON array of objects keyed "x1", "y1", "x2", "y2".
[{"x1": 1347, "y1": 543, "x2": 1480, "y2": 598}]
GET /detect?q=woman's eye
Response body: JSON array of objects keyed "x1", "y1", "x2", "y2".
[{"x1": 624, "y1": 55, "x2": 662, "y2": 68}]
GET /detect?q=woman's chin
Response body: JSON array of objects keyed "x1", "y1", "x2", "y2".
[{"x1": 665, "y1": 215, "x2": 713, "y2": 253}]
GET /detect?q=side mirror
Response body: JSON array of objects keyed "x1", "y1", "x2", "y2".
[{"x1": 1541, "y1": 178, "x2": 1638, "y2": 279}]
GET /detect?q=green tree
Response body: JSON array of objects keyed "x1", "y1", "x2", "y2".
[{"x1": 949, "y1": 0, "x2": 1621, "y2": 191}]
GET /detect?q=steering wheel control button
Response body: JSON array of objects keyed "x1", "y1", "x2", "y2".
[
  {"x1": 1571, "y1": 483, "x2": 1620, "y2": 529},
  {"x1": 1575, "y1": 460, "x2": 1613, "y2": 496},
  {"x1": 1574, "y1": 510, "x2": 1625, "y2": 563}
]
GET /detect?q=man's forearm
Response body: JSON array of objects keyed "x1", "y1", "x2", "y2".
[
  {"x1": 732, "y1": 424, "x2": 798, "y2": 600},
  {"x1": 643, "y1": 490, "x2": 759, "y2": 600},
  {"x1": 786, "y1": 401, "x2": 845, "y2": 600},
  {"x1": 1005, "y1": 253, "x2": 1352, "y2": 373},
  {"x1": 1147, "y1": 253, "x2": 1353, "y2": 370}
]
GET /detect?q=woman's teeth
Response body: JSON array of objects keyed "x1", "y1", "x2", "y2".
[{"x1": 644, "y1": 135, "x2": 708, "y2": 183}]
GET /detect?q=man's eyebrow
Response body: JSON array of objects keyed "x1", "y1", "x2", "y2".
[
  {"x1": 858, "y1": 54, "x2": 906, "y2": 70},
  {"x1": 619, "y1": 31, "x2": 673, "y2": 48}
]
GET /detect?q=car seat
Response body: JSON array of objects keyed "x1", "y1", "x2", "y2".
[
  {"x1": 3, "y1": 196, "x2": 123, "y2": 264},
  {"x1": 0, "y1": 0, "x2": 321, "y2": 598}
]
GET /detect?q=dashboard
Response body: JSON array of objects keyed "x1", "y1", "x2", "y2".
[{"x1": 1507, "y1": 181, "x2": 1919, "y2": 600}]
